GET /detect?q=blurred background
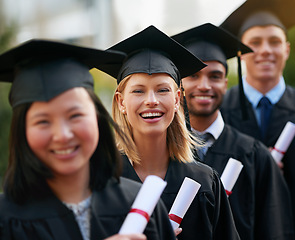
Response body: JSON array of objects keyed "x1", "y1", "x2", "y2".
[{"x1": 0, "y1": 0, "x2": 295, "y2": 190}]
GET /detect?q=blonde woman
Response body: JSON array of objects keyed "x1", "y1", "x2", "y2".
[{"x1": 100, "y1": 25, "x2": 240, "y2": 240}]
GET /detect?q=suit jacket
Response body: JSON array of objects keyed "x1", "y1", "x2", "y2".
[
  {"x1": 122, "y1": 155, "x2": 240, "y2": 240},
  {"x1": 0, "y1": 177, "x2": 175, "y2": 240},
  {"x1": 221, "y1": 85, "x2": 295, "y2": 232},
  {"x1": 200, "y1": 124, "x2": 294, "y2": 240}
]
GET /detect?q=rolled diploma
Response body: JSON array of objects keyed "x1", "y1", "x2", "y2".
[
  {"x1": 271, "y1": 121, "x2": 295, "y2": 163},
  {"x1": 168, "y1": 177, "x2": 201, "y2": 230},
  {"x1": 220, "y1": 158, "x2": 243, "y2": 196},
  {"x1": 119, "y1": 175, "x2": 167, "y2": 234}
]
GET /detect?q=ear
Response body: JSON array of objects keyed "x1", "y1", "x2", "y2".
[
  {"x1": 224, "y1": 77, "x2": 228, "y2": 93},
  {"x1": 175, "y1": 89, "x2": 181, "y2": 112},
  {"x1": 285, "y1": 41, "x2": 291, "y2": 60},
  {"x1": 115, "y1": 91, "x2": 126, "y2": 113}
]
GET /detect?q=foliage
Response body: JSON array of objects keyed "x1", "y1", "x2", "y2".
[{"x1": 0, "y1": 23, "x2": 16, "y2": 191}]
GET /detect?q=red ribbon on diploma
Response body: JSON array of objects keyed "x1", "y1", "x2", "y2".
[
  {"x1": 169, "y1": 213, "x2": 183, "y2": 225},
  {"x1": 130, "y1": 208, "x2": 150, "y2": 222},
  {"x1": 225, "y1": 189, "x2": 232, "y2": 196},
  {"x1": 273, "y1": 147, "x2": 286, "y2": 155}
]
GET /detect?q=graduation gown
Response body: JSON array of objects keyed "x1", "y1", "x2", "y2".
[
  {"x1": 121, "y1": 155, "x2": 240, "y2": 240},
  {"x1": 221, "y1": 85, "x2": 295, "y2": 231},
  {"x1": 200, "y1": 124, "x2": 294, "y2": 240},
  {"x1": 0, "y1": 177, "x2": 175, "y2": 240}
]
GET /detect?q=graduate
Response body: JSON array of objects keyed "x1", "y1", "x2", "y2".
[
  {"x1": 0, "y1": 39, "x2": 176, "y2": 240},
  {"x1": 219, "y1": 0, "x2": 295, "y2": 232},
  {"x1": 99, "y1": 25, "x2": 240, "y2": 240},
  {"x1": 172, "y1": 22, "x2": 294, "y2": 240}
]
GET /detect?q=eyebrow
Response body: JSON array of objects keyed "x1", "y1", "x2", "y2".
[{"x1": 210, "y1": 70, "x2": 224, "y2": 74}]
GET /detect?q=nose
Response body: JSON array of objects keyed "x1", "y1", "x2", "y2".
[
  {"x1": 197, "y1": 76, "x2": 211, "y2": 91},
  {"x1": 259, "y1": 41, "x2": 272, "y2": 55},
  {"x1": 144, "y1": 90, "x2": 159, "y2": 106},
  {"x1": 52, "y1": 120, "x2": 74, "y2": 143}
]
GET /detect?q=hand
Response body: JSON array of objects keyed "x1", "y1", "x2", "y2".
[
  {"x1": 174, "y1": 227, "x2": 182, "y2": 236},
  {"x1": 104, "y1": 234, "x2": 147, "y2": 240},
  {"x1": 277, "y1": 161, "x2": 284, "y2": 174},
  {"x1": 268, "y1": 147, "x2": 284, "y2": 173}
]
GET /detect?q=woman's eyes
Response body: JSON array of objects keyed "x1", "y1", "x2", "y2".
[
  {"x1": 131, "y1": 89, "x2": 144, "y2": 93},
  {"x1": 131, "y1": 88, "x2": 170, "y2": 93},
  {"x1": 158, "y1": 88, "x2": 170, "y2": 93},
  {"x1": 70, "y1": 113, "x2": 83, "y2": 119},
  {"x1": 35, "y1": 120, "x2": 49, "y2": 125}
]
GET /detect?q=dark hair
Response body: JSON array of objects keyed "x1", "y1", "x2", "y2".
[{"x1": 3, "y1": 88, "x2": 125, "y2": 204}]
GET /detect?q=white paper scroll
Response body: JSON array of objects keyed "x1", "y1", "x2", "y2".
[
  {"x1": 220, "y1": 158, "x2": 243, "y2": 196},
  {"x1": 271, "y1": 121, "x2": 295, "y2": 163},
  {"x1": 168, "y1": 177, "x2": 201, "y2": 230},
  {"x1": 119, "y1": 175, "x2": 167, "y2": 234}
]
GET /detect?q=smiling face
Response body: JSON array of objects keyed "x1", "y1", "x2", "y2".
[
  {"x1": 241, "y1": 25, "x2": 290, "y2": 85},
  {"x1": 116, "y1": 73, "x2": 180, "y2": 139},
  {"x1": 26, "y1": 87, "x2": 99, "y2": 178},
  {"x1": 182, "y1": 61, "x2": 227, "y2": 121}
]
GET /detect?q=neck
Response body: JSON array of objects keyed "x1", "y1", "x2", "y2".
[
  {"x1": 47, "y1": 168, "x2": 91, "y2": 204},
  {"x1": 245, "y1": 75, "x2": 280, "y2": 95},
  {"x1": 190, "y1": 111, "x2": 218, "y2": 132},
  {"x1": 133, "y1": 132, "x2": 169, "y2": 181}
]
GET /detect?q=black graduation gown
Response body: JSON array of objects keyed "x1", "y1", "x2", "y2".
[
  {"x1": 199, "y1": 124, "x2": 294, "y2": 239},
  {"x1": 221, "y1": 85, "x2": 295, "y2": 232},
  {"x1": 121, "y1": 155, "x2": 240, "y2": 240},
  {"x1": 0, "y1": 177, "x2": 176, "y2": 240}
]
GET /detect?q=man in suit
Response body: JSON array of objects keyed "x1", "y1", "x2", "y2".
[{"x1": 220, "y1": 0, "x2": 295, "y2": 230}]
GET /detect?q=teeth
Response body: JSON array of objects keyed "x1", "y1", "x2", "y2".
[
  {"x1": 194, "y1": 96, "x2": 211, "y2": 100},
  {"x1": 54, "y1": 148, "x2": 75, "y2": 155},
  {"x1": 141, "y1": 112, "x2": 162, "y2": 118}
]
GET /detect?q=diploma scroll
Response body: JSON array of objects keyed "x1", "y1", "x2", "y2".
[
  {"x1": 119, "y1": 175, "x2": 167, "y2": 234},
  {"x1": 271, "y1": 121, "x2": 295, "y2": 163},
  {"x1": 168, "y1": 177, "x2": 201, "y2": 230},
  {"x1": 220, "y1": 158, "x2": 243, "y2": 196}
]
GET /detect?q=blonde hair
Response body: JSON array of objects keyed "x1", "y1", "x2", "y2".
[{"x1": 112, "y1": 75, "x2": 201, "y2": 164}]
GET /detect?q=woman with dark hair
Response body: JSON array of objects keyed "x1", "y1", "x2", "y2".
[{"x1": 0, "y1": 39, "x2": 175, "y2": 240}]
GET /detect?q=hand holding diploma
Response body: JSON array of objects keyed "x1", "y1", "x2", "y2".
[
  {"x1": 119, "y1": 175, "x2": 167, "y2": 234},
  {"x1": 271, "y1": 121, "x2": 295, "y2": 163},
  {"x1": 220, "y1": 158, "x2": 243, "y2": 196},
  {"x1": 168, "y1": 177, "x2": 201, "y2": 230}
]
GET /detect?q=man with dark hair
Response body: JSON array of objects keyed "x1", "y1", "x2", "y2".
[
  {"x1": 172, "y1": 22, "x2": 294, "y2": 239},
  {"x1": 220, "y1": 0, "x2": 295, "y2": 231}
]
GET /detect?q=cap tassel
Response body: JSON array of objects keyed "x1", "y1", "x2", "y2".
[
  {"x1": 237, "y1": 50, "x2": 248, "y2": 120},
  {"x1": 180, "y1": 80, "x2": 192, "y2": 131}
]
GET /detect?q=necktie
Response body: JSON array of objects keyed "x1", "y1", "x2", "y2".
[
  {"x1": 258, "y1": 96, "x2": 272, "y2": 140},
  {"x1": 196, "y1": 133, "x2": 214, "y2": 161}
]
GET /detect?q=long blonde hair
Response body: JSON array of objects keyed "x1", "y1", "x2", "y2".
[{"x1": 112, "y1": 75, "x2": 200, "y2": 164}]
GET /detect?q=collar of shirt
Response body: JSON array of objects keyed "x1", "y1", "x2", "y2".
[
  {"x1": 192, "y1": 111, "x2": 224, "y2": 141},
  {"x1": 243, "y1": 76, "x2": 286, "y2": 108}
]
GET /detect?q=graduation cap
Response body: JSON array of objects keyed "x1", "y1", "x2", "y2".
[
  {"x1": 220, "y1": 0, "x2": 295, "y2": 38},
  {"x1": 172, "y1": 23, "x2": 253, "y2": 120},
  {"x1": 0, "y1": 39, "x2": 126, "y2": 108},
  {"x1": 100, "y1": 25, "x2": 206, "y2": 86}
]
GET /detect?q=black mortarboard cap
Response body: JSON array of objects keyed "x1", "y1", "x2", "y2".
[
  {"x1": 99, "y1": 25, "x2": 206, "y2": 86},
  {"x1": 171, "y1": 23, "x2": 252, "y2": 72},
  {"x1": 0, "y1": 39, "x2": 126, "y2": 108},
  {"x1": 220, "y1": 0, "x2": 295, "y2": 37},
  {"x1": 172, "y1": 23, "x2": 253, "y2": 121}
]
